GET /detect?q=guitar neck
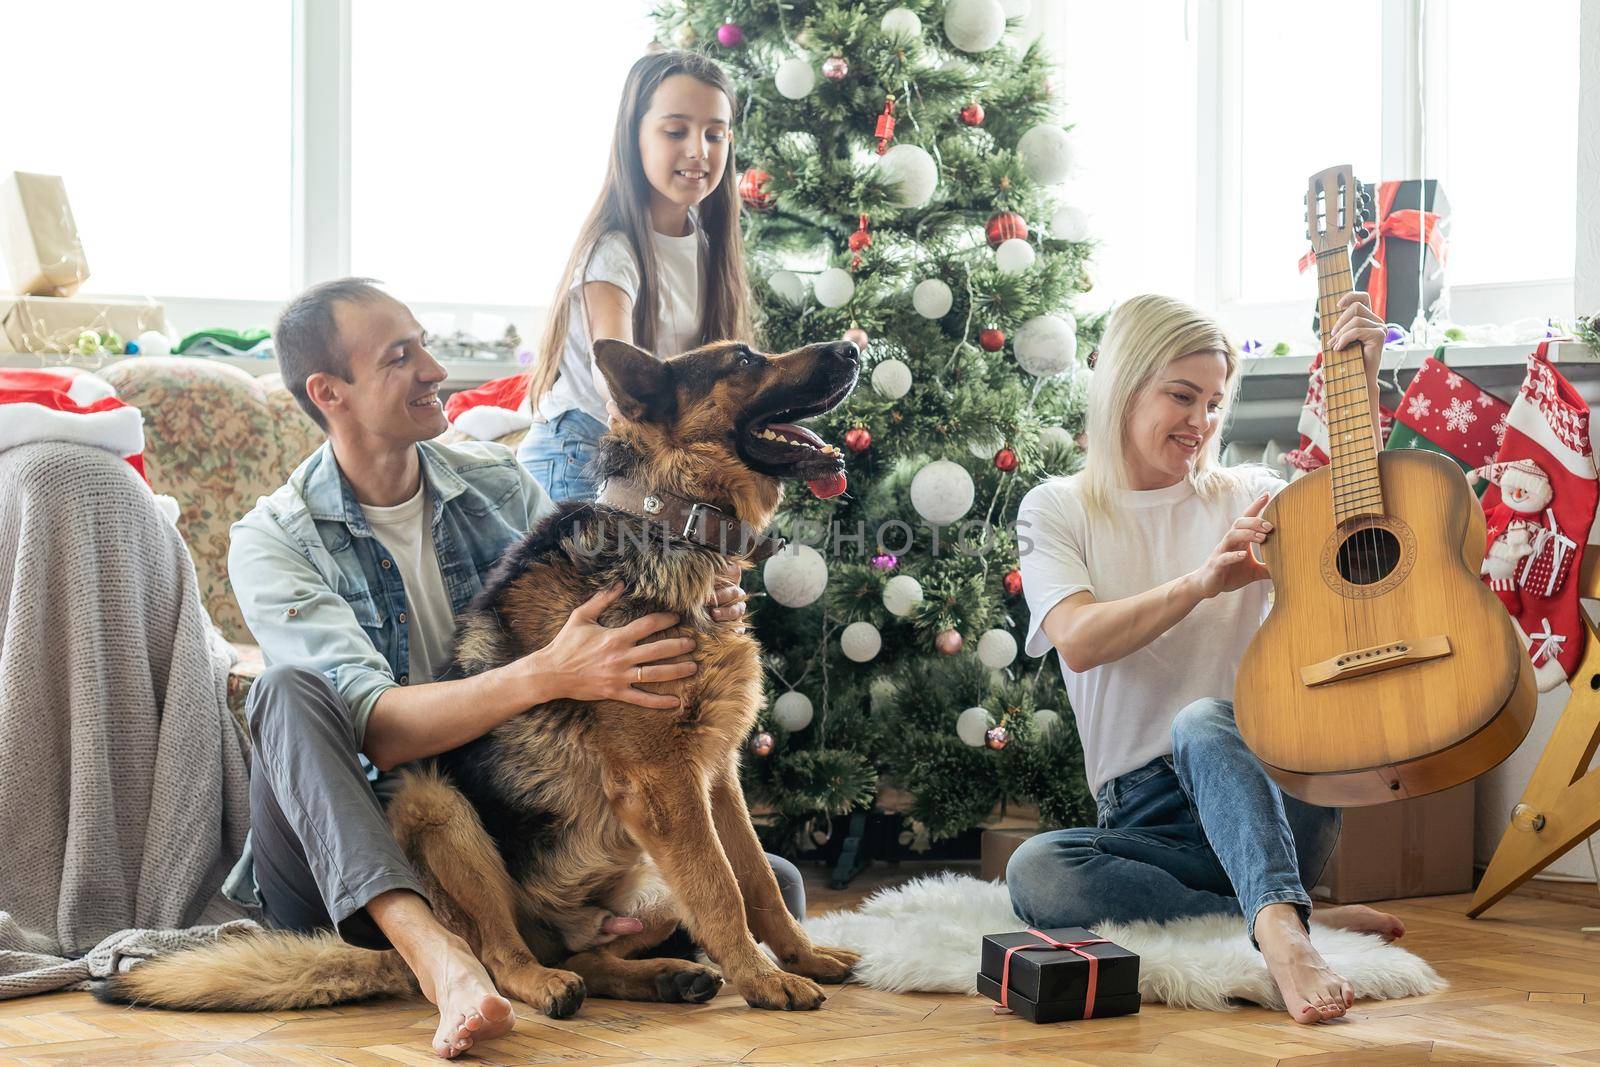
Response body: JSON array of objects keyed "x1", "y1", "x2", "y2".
[{"x1": 1314, "y1": 245, "x2": 1385, "y2": 522}]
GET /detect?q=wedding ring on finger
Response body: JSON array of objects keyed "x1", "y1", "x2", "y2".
[{"x1": 635, "y1": 665, "x2": 643, "y2": 684}]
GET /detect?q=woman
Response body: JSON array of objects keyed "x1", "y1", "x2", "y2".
[{"x1": 1008, "y1": 292, "x2": 1405, "y2": 1024}]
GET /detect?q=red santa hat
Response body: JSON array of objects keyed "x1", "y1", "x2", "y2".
[
  {"x1": 0, "y1": 367, "x2": 148, "y2": 479},
  {"x1": 443, "y1": 372, "x2": 533, "y2": 441}
]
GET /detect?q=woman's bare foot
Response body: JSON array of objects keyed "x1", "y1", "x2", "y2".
[
  {"x1": 1313, "y1": 903, "x2": 1405, "y2": 942},
  {"x1": 1254, "y1": 903, "x2": 1355, "y2": 1024},
  {"x1": 413, "y1": 937, "x2": 516, "y2": 1059}
]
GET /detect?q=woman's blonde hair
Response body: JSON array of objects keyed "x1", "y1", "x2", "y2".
[{"x1": 1078, "y1": 293, "x2": 1257, "y2": 519}]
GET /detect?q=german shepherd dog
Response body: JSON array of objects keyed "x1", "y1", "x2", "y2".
[{"x1": 97, "y1": 337, "x2": 863, "y2": 1019}]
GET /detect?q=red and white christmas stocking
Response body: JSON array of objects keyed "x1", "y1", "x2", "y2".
[
  {"x1": 1479, "y1": 342, "x2": 1598, "y2": 691},
  {"x1": 1286, "y1": 351, "x2": 1396, "y2": 476}
]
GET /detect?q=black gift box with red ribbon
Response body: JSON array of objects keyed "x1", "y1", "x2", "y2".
[
  {"x1": 976, "y1": 927, "x2": 1141, "y2": 1023},
  {"x1": 1305, "y1": 178, "x2": 1450, "y2": 334}
]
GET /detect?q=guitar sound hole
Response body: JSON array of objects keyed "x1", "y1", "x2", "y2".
[{"x1": 1336, "y1": 527, "x2": 1401, "y2": 585}]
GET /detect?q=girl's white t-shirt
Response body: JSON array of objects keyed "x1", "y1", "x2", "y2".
[
  {"x1": 538, "y1": 225, "x2": 703, "y2": 424},
  {"x1": 1017, "y1": 470, "x2": 1284, "y2": 795}
]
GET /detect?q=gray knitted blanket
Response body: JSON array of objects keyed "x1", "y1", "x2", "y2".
[{"x1": 0, "y1": 443, "x2": 253, "y2": 998}]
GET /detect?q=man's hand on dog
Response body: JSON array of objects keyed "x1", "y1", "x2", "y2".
[
  {"x1": 531, "y1": 583, "x2": 697, "y2": 709},
  {"x1": 710, "y1": 560, "x2": 748, "y2": 629}
]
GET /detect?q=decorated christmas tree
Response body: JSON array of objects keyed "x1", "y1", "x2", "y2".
[{"x1": 654, "y1": 1, "x2": 1098, "y2": 857}]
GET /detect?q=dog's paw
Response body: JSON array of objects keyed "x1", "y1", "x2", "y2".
[
  {"x1": 780, "y1": 943, "x2": 859, "y2": 984},
  {"x1": 503, "y1": 966, "x2": 586, "y2": 1019},
  {"x1": 651, "y1": 960, "x2": 725, "y2": 1003},
  {"x1": 738, "y1": 968, "x2": 826, "y2": 1011}
]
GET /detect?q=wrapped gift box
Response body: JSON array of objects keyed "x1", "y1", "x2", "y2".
[
  {"x1": 1, "y1": 295, "x2": 167, "y2": 354},
  {"x1": 976, "y1": 927, "x2": 1141, "y2": 1023},
  {"x1": 1, "y1": 172, "x2": 89, "y2": 297}
]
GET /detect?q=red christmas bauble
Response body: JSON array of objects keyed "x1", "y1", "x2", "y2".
[
  {"x1": 748, "y1": 731, "x2": 775, "y2": 757},
  {"x1": 985, "y1": 724, "x2": 1010, "y2": 750},
  {"x1": 979, "y1": 327, "x2": 1005, "y2": 352},
  {"x1": 935, "y1": 629, "x2": 964, "y2": 655},
  {"x1": 994, "y1": 447, "x2": 1018, "y2": 472},
  {"x1": 848, "y1": 228, "x2": 872, "y2": 252},
  {"x1": 960, "y1": 102, "x2": 985, "y2": 126},
  {"x1": 844, "y1": 427, "x2": 872, "y2": 453},
  {"x1": 1003, "y1": 568, "x2": 1023, "y2": 597},
  {"x1": 739, "y1": 168, "x2": 773, "y2": 211},
  {"x1": 985, "y1": 211, "x2": 1028, "y2": 248}
]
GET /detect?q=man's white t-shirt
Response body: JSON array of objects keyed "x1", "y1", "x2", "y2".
[
  {"x1": 362, "y1": 484, "x2": 457, "y2": 684},
  {"x1": 1017, "y1": 471, "x2": 1284, "y2": 795},
  {"x1": 539, "y1": 225, "x2": 703, "y2": 424}
]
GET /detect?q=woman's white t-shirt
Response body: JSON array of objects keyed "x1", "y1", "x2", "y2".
[
  {"x1": 538, "y1": 225, "x2": 703, "y2": 424},
  {"x1": 1017, "y1": 471, "x2": 1284, "y2": 795}
]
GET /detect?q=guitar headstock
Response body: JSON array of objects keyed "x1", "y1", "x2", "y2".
[{"x1": 1304, "y1": 164, "x2": 1358, "y2": 255}]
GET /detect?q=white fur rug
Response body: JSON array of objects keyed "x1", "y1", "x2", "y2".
[{"x1": 803, "y1": 873, "x2": 1445, "y2": 1011}]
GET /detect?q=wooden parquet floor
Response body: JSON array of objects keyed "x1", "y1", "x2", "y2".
[{"x1": 6, "y1": 863, "x2": 1600, "y2": 1065}]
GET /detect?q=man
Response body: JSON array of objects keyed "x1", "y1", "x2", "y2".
[{"x1": 226, "y1": 279, "x2": 799, "y2": 1059}]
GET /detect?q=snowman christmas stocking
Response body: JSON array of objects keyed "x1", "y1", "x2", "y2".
[{"x1": 1479, "y1": 342, "x2": 1598, "y2": 691}]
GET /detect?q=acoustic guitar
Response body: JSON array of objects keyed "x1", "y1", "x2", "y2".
[{"x1": 1234, "y1": 164, "x2": 1536, "y2": 807}]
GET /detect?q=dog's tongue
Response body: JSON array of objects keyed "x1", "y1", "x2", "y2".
[
  {"x1": 768, "y1": 422, "x2": 825, "y2": 448},
  {"x1": 808, "y1": 470, "x2": 848, "y2": 499}
]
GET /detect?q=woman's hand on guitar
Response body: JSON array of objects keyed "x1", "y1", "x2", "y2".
[
  {"x1": 1330, "y1": 292, "x2": 1387, "y2": 381},
  {"x1": 1190, "y1": 491, "x2": 1274, "y2": 598}
]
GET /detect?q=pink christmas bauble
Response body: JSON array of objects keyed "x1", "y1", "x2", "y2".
[
  {"x1": 822, "y1": 54, "x2": 849, "y2": 80},
  {"x1": 717, "y1": 22, "x2": 744, "y2": 47},
  {"x1": 935, "y1": 629, "x2": 964, "y2": 655},
  {"x1": 843, "y1": 327, "x2": 869, "y2": 350}
]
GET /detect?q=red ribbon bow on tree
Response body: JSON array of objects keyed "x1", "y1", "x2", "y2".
[
  {"x1": 992, "y1": 929, "x2": 1111, "y2": 1017},
  {"x1": 1297, "y1": 180, "x2": 1449, "y2": 324}
]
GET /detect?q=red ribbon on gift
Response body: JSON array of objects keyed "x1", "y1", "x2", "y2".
[
  {"x1": 992, "y1": 928, "x2": 1110, "y2": 1018},
  {"x1": 1297, "y1": 180, "x2": 1449, "y2": 323}
]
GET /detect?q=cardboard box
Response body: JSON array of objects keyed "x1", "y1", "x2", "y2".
[
  {"x1": 981, "y1": 827, "x2": 1042, "y2": 882},
  {"x1": 1, "y1": 172, "x2": 89, "y2": 297},
  {"x1": 1311, "y1": 782, "x2": 1475, "y2": 903},
  {"x1": 1, "y1": 295, "x2": 167, "y2": 354}
]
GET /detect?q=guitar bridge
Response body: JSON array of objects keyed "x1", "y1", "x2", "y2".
[{"x1": 1299, "y1": 634, "x2": 1452, "y2": 687}]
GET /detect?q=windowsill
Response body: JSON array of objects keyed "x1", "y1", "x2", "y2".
[{"x1": 0, "y1": 350, "x2": 524, "y2": 395}]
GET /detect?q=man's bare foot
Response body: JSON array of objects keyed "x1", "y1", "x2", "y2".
[
  {"x1": 1254, "y1": 903, "x2": 1354, "y2": 1025},
  {"x1": 412, "y1": 934, "x2": 517, "y2": 1059},
  {"x1": 1313, "y1": 903, "x2": 1405, "y2": 942}
]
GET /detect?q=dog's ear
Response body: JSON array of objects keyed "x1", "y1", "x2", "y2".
[{"x1": 593, "y1": 339, "x2": 674, "y2": 423}]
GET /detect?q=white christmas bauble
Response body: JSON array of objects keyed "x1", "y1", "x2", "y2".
[
  {"x1": 1017, "y1": 124, "x2": 1074, "y2": 185},
  {"x1": 944, "y1": 0, "x2": 1006, "y2": 53},
  {"x1": 775, "y1": 58, "x2": 817, "y2": 100},
  {"x1": 882, "y1": 573, "x2": 924, "y2": 617},
  {"x1": 912, "y1": 278, "x2": 953, "y2": 319},
  {"x1": 1051, "y1": 204, "x2": 1090, "y2": 243},
  {"x1": 136, "y1": 329, "x2": 172, "y2": 356},
  {"x1": 1014, "y1": 313, "x2": 1078, "y2": 377},
  {"x1": 1001, "y1": 0, "x2": 1032, "y2": 17},
  {"x1": 994, "y1": 237, "x2": 1035, "y2": 275},
  {"x1": 813, "y1": 267, "x2": 856, "y2": 308},
  {"x1": 769, "y1": 270, "x2": 806, "y2": 306},
  {"x1": 1033, "y1": 708, "x2": 1061, "y2": 737},
  {"x1": 774, "y1": 690, "x2": 815, "y2": 731},
  {"x1": 840, "y1": 620, "x2": 882, "y2": 662},
  {"x1": 878, "y1": 143, "x2": 938, "y2": 208},
  {"x1": 1039, "y1": 425, "x2": 1075, "y2": 453},
  {"x1": 910, "y1": 459, "x2": 975, "y2": 524},
  {"x1": 957, "y1": 705, "x2": 994, "y2": 747},
  {"x1": 976, "y1": 628, "x2": 1018, "y2": 669},
  {"x1": 880, "y1": 7, "x2": 922, "y2": 41},
  {"x1": 871, "y1": 358, "x2": 912, "y2": 399},
  {"x1": 762, "y1": 544, "x2": 828, "y2": 607}
]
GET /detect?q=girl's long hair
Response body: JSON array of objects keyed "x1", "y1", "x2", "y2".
[
  {"x1": 526, "y1": 49, "x2": 753, "y2": 412},
  {"x1": 1078, "y1": 293, "x2": 1259, "y2": 520}
]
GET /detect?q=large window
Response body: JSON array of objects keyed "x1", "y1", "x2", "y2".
[
  {"x1": 1439, "y1": 0, "x2": 1578, "y2": 287},
  {"x1": 0, "y1": 1, "x2": 292, "y2": 300},
  {"x1": 349, "y1": 0, "x2": 658, "y2": 307}
]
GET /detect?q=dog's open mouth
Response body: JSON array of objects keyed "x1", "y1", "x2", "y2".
[{"x1": 739, "y1": 379, "x2": 854, "y2": 498}]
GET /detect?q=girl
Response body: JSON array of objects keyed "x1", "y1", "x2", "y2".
[
  {"x1": 1008, "y1": 292, "x2": 1406, "y2": 1025},
  {"x1": 518, "y1": 49, "x2": 752, "y2": 501},
  {"x1": 518, "y1": 49, "x2": 807, "y2": 924}
]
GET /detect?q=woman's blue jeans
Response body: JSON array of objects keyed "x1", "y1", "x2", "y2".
[
  {"x1": 1006, "y1": 698, "x2": 1341, "y2": 947},
  {"x1": 517, "y1": 408, "x2": 608, "y2": 502}
]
